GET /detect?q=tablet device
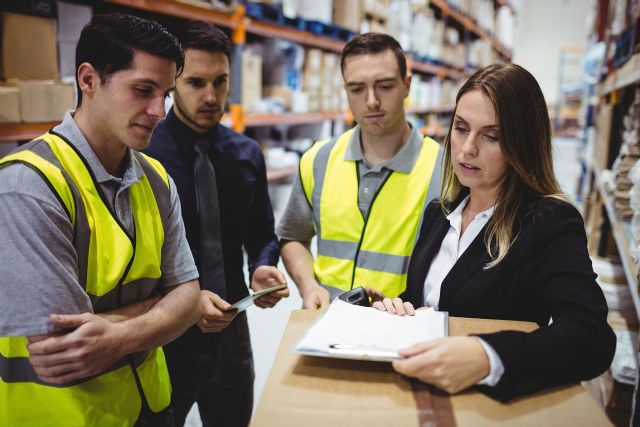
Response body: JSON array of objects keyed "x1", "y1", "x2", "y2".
[{"x1": 228, "y1": 283, "x2": 287, "y2": 312}]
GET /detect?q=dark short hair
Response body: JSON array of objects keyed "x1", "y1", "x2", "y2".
[
  {"x1": 340, "y1": 32, "x2": 407, "y2": 78},
  {"x1": 173, "y1": 20, "x2": 231, "y2": 61},
  {"x1": 75, "y1": 13, "x2": 184, "y2": 106}
]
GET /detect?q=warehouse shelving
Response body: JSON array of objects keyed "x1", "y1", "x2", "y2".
[
  {"x1": 0, "y1": 106, "x2": 456, "y2": 143},
  {"x1": 598, "y1": 53, "x2": 640, "y2": 96},
  {"x1": 0, "y1": 122, "x2": 58, "y2": 143},
  {"x1": 592, "y1": 165, "x2": 640, "y2": 319},
  {"x1": 0, "y1": 0, "x2": 511, "y2": 141},
  {"x1": 586, "y1": 49, "x2": 640, "y2": 319},
  {"x1": 429, "y1": 0, "x2": 513, "y2": 60}
]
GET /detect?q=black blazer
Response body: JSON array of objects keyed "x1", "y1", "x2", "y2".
[{"x1": 404, "y1": 196, "x2": 616, "y2": 401}]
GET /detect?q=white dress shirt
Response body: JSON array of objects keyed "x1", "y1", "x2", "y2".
[{"x1": 422, "y1": 195, "x2": 504, "y2": 386}]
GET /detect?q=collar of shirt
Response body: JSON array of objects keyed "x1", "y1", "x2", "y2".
[
  {"x1": 343, "y1": 124, "x2": 423, "y2": 174},
  {"x1": 53, "y1": 111, "x2": 144, "y2": 189},
  {"x1": 446, "y1": 195, "x2": 497, "y2": 234},
  {"x1": 164, "y1": 107, "x2": 225, "y2": 160}
]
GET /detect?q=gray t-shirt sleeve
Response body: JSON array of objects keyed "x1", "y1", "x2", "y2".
[
  {"x1": 0, "y1": 163, "x2": 93, "y2": 337},
  {"x1": 158, "y1": 175, "x2": 199, "y2": 289},
  {"x1": 276, "y1": 171, "x2": 316, "y2": 242}
]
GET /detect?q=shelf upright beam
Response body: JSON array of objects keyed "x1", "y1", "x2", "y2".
[{"x1": 230, "y1": 4, "x2": 246, "y2": 133}]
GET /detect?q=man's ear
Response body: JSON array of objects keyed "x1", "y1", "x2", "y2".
[
  {"x1": 403, "y1": 74, "x2": 412, "y2": 98},
  {"x1": 77, "y1": 62, "x2": 100, "y2": 101}
]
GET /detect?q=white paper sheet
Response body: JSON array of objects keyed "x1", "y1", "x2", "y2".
[{"x1": 295, "y1": 299, "x2": 448, "y2": 361}]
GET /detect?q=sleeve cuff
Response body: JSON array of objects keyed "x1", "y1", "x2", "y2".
[{"x1": 475, "y1": 337, "x2": 505, "y2": 387}]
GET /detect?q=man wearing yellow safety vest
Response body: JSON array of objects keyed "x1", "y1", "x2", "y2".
[
  {"x1": 278, "y1": 33, "x2": 442, "y2": 309},
  {"x1": 0, "y1": 14, "x2": 202, "y2": 426}
]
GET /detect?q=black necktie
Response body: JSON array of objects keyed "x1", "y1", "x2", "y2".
[{"x1": 193, "y1": 139, "x2": 226, "y2": 298}]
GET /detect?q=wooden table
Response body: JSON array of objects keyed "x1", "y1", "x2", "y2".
[{"x1": 252, "y1": 310, "x2": 611, "y2": 427}]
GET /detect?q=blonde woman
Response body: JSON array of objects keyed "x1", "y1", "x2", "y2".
[{"x1": 375, "y1": 63, "x2": 615, "y2": 400}]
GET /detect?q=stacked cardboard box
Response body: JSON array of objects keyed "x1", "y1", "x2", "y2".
[
  {"x1": 289, "y1": 0, "x2": 333, "y2": 24},
  {"x1": 1, "y1": 12, "x2": 58, "y2": 81},
  {"x1": 303, "y1": 49, "x2": 323, "y2": 112},
  {"x1": 361, "y1": 0, "x2": 389, "y2": 33},
  {"x1": 302, "y1": 50, "x2": 344, "y2": 113},
  {"x1": 242, "y1": 49, "x2": 262, "y2": 113},
  {"x1": 18, "y1": 81, "x2": 75, "y2": 123},
  {"x1": 0, "y1": 87, "x2": 20, "y2": 123},
  {"x1": 333, "y1": 0, "x2": 362, "y2": 33},
  {"x1": 1, "y1": 12, "x2": 76, "y2": 123}
]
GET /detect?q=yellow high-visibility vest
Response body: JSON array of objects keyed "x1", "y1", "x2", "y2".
[
  {"x1": 300, "y1": 127, "x2": 442, "y2": 298},
  {"x1": 0, "y1": 131, "x2": 172, "y2": 427}
]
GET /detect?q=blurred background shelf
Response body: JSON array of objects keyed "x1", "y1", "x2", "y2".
[{"x1": 0, "y1": 122, "x2": 57, "y2": 142}]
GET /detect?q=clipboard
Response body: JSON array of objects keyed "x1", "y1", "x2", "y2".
[
  {"x1": 294, "y1": 299, "x2": 449, "y2": 362},
  {"x1": 227, "y1": 283, "x2": 287, "y2": 312}
]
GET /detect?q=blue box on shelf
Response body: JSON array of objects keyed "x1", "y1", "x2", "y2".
[
  {"x1": 283, "y1": 15, "x2": 306, "y2": 31},
  {"x1": 613, "y1": 27, "x2": 634, "y2": 69},
  {"x1": 305, "y1": 20, "x2": 328, "y2": 36},
  {"x1": 246, "y1": 2, "x2": 284, "y2": 25},
  {"x1": 305, "y1": 20, "x2": 354, "y2": 41}
]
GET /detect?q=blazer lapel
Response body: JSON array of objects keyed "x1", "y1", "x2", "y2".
[
  {"x1": 438, "y1": 225, "x2": 491, "y2": 309},
  {"x1": 406, "y1": 210, "x2": 450, "y2": 306}
]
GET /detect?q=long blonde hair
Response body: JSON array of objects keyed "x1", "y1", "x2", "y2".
[{"x1": 441, "y1": 63, "x2": 567, "y2": 268}]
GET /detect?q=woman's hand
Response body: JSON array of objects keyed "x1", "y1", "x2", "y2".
[
  {"x1": 392, "y1": 337, "x2": 491, "y2": 394},
  {"x1": 364, "y1": 286, "x2": 385, "y2": 303},
  {"x1": 371, "y1": 296, "x2": 415, "y2": 316}
]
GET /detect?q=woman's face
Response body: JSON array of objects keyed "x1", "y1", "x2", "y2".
[{"x1": 450, "y1": 90, "x2": 509, "y2": 201}]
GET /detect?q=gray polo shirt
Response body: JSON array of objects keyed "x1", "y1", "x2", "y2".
[
  {"x1": 277, "y1": 124, "x2": 423, "y2": 242},
  {"x1": 0, "y1": 112, "x2": 198, "y2": 336}
]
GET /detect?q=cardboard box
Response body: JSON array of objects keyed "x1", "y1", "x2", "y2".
[
  {"x1": 290, "y1": 90, "x2": 309, "y2": 113},
  {"x1": 322, "y1": 52, "x2": 338, "y2": 80},
  {"x1": 294, "y1": 0, "x2": 333, "y2": 24},
  {"x1": 333, "y1": 0, "x2": 362, "y2": 32},
  {"x1": 0, "y1": 87, "x2": 20, "y2": 123},
  {"x1": 363, "y1": 0, "x2": 389, "y2": 20},
  {"x1": 241, "y1": 50, "x2": 262, "y2": 112},
  {"x1": 583, "y1": 370, "x2": 634, "y2": 425},
  {"x1": 18, "y1": 80, "x2": 75, "y2": 123},
  {"x1": 1, "y1": 12, "x2": 59, "y2": 80},
  {"x1": 253, "y1": 310, "x2": 612, "y2": 427},
  {"x1": 306, "y1": 89, "x2": 321, "y2": 112},
  {"x1": 263, "y1": 86, "x2": 293, "y2": 110},
  {"x1": 368, "y1": 18, "x2": 388, "y2": 34},
  {"x1": 304, "y1": 49, "x2": 324, "y2": 72},
  {"x1": 303, "y1": 70, "x2": 322, "y2": 90}
]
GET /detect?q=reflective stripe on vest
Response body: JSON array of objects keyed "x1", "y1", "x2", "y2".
[
  {"x1": 300, "y1": 128, "x2": 442, "y2": 297},
  {"x1": 0, "y1": 132, "x2": 172, "y2": 426}
]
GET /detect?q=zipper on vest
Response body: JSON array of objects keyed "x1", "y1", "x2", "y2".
[{"x1": 350, "y1": 171, "x2": 393, "y2": 289}]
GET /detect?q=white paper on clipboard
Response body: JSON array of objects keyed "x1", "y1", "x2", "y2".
[{"x1": 294, "y1": 299, "x2": 448, "y2": 362}]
